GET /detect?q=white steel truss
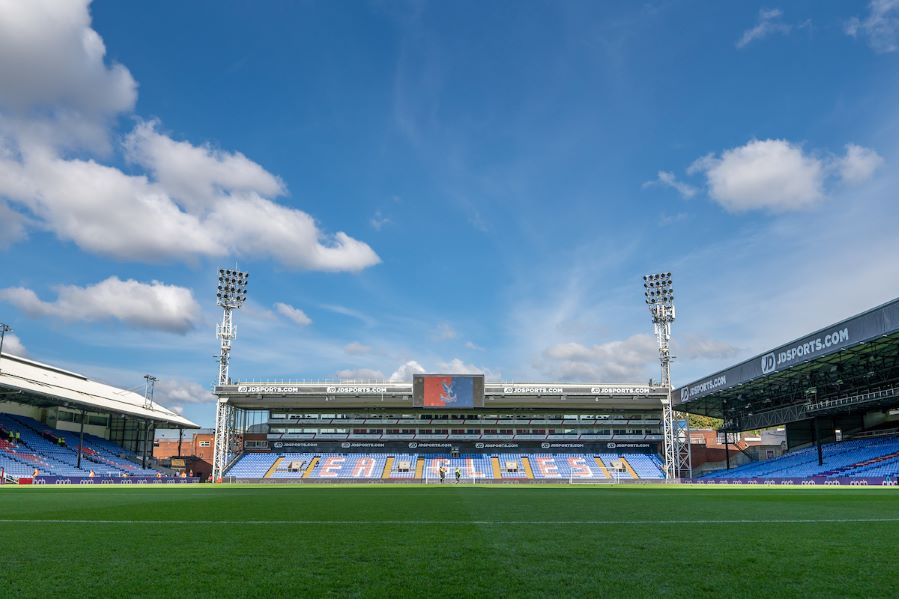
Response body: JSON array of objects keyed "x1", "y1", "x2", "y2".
[
  {"x1": 645, "y1": 273, "x2": 692, "y2": 480},
  {"x1": 212, "y1": 269, "x2": 248, "y2": 482}
]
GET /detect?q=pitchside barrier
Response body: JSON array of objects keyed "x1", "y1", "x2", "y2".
[
  {"x1": 222, "y1": 477, "x2": 673, "y2": 484},
  {"x1": 686, "y1": 477, "x2": 898, "y2": 486},
  {"x1": 16, "y1": 476, "x2": 201, "y2": 485}
]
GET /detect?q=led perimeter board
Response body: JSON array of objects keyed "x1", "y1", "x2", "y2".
[{"x1": 413, "y1": 374, "x2": 485, "y2": 409}]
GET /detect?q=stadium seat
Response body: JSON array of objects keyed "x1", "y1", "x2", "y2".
[
  {"x1": 0, "y1": 412, "x2": 164, "y2": 479},
  {"x1": 702, "y1": 436, "x2": 899, "y2": 479}
]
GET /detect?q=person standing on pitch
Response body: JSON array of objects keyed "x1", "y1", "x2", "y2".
[
  {"x1": 454, "y1": 467, "x2": 461, "y2": 483},
  {"x1": 439, "y1": 465, "x2": 446, "y2": 483}
]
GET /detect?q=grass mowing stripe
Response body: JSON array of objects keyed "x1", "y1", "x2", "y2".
[
  {"x1": 2, "y1": 487, "x2": 897, "y2": 597},
  {"x1": 2, "y1": 517, "x2": 899, "y2": 525}
]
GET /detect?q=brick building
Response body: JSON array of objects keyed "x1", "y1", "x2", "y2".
[{"x1": 154, "y1": 428, "x2": 214, "y2": 479}]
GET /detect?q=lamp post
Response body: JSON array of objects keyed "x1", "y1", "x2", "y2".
[
  {"x1": 643, "y1": 272, "x2": 691, "y2": 480},
  {"x1": 211, "y1": 269, "x2": 249, "y2": 482}
]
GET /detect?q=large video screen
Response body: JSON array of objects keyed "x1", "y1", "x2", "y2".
[{"x1": 413, "y1": 374, "x2": 485, "y2": 409}]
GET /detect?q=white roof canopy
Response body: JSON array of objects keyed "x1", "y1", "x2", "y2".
[{"x1": 0, "y1": 353, "x2": 199, "y2": 429}]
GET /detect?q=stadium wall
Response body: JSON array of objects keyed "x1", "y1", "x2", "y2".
[
  {"x1": 0, "y1": 402, "x2": 42, "y2": 421},
  {"x1": 54, "y1": 419, "x2": 108, "y2": 439}
]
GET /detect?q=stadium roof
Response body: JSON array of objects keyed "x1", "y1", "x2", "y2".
[
  {"x1": 0, "y1": 353, "x2": 199, "y2": 429},
  {"x1": 674, "y1": 297, "x2": 899, "y2": 431}
]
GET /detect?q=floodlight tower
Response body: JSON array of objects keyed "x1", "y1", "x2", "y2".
[
  {"x1": 643, "y1": 272, "x2": 691, "y2": 480},
  {"x1": 143, "y1": 374, "x2": 157, "y2": 410},
  {"x1": 212, "y1": 268, "x2": 248, "y2": 482},
  {"x1": 0, "y1": 323, "x2": 11, "y2": 375}
]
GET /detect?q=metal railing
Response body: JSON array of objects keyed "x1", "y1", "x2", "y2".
[{"x1": 806, "y1": 386, "x2": 899, "y2": 414}]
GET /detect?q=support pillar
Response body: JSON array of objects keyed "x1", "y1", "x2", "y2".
[
  {"x1": 814, "y1": 417, "x2": 823, "y2": 466},
  {"x1": 724, "y1": 431, "x2": 730, "y2": 470},
  {"x1": 77, "y1": 409, "x2": 86, "y2": 469},
  {"x1": 141, "y1": 420, "x2": 149, "y2": 469}
]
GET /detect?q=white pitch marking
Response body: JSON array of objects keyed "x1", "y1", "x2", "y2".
[{"x1": 0, "y1": 518, "x2": 897, "y2": 525}]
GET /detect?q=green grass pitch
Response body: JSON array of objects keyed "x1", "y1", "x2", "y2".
[{"x1": 1, "y1": 484, "x2": 897, "y2": 598}]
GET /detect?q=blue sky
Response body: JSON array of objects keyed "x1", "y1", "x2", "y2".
[{"x1": 1, "y1": 1, "x2": 898, "y2": 426}]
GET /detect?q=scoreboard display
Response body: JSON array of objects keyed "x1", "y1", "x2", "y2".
[{"x1": 413, "y1": 374, "x2": 485, "y2": 409}]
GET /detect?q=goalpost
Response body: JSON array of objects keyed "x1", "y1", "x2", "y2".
[
  {"x1": 569, "y1": 463, "x2": 625, "y2": 484},
  {"x1": 423, "y1": 470, "x2": 489, "y2": 484},
  {"x1": 569, "y1": 472, "x2": 621, "y2": 484}
]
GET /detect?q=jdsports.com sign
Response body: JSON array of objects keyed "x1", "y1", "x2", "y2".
[
  {"x1": 675, "y1": 298, "x2": 899, "y2": 404},
  {"x1": 761, "y1": 328, "x2": 849, "y2": 374}
]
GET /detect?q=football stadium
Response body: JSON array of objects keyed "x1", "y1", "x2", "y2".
[
  {"x1": 2, "y1": 270, "x2": 899, "y2": 596},
  {"x1": 3, "y1": 2, "x2": 899, "y2": 597}
]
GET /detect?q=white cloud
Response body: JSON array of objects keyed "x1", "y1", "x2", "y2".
[
  {"x1": 389, "y1": 360, "x2": 426, "y2": 382},
  {"x1": 0, "y1": 277, "x2": 201, "y2": 333},
  {"x1": 464, "y1": 341, "x2": 484, "y2": 351},
  {"x1": 123, "y1": 121, "x2": 285, "y2": 211},
  {"x1": 0, "y1": 152, "x2": 223, "y2": 260},
  {"x1": 0, "y1": 3, "x2": 380, "y2": 273},
  {"x1": 837, "y1": 144, "x2": 884, "y2": 184},
  {"x1": 436, "y1": 358, "x2": 500, "y2": 380},
  {"x1": 370, "y1": 210, "x2": 391, "y2": 231},
  {"x1": 344, "y1": 341, "x2": 371, "y2": 355},
  {"x1": 434, "y1": 322, "x2": 457, "y2": 340},
  {"x1": 207, "y1": 193, "x2": 381, "y2": 272},
  {"x1": 688, "y1": 139, "x2": 825, "y2": 212},
  {"x1": 675, "y1": 335, "x2": 740, "y2": 360},
  {"x1": 643, "y1": 170, "x2": 697, "y2": 198},
  {"x1": 678, "y1": 140, "x2": 882, "y2": 213},
  {"x1": 658, "y1": 212, "x2": 689, "y2": 227},
  {"x1": 336, "y1": 368, "x2": 385, "y2": 380},
  {"x1": 0, "y1": 0, "x2": 136, "y2": 152},
  {"x1": 846, "y1": 0, "x2": 899, "y2": 54},
  {"x1": 320, "y1": 304, "x2": 377, "y2": 327},
  {"x1": 737, "y1": 8, "x2": 792, "y2": 49},
  {"x1": 0, "y1": 332, "x2": 27, "y2": 356},
  {"x1": 274, "y1": 302, "x2": 312, "y2": 327},
  {"x1": 382, "y1": 358, "x2": 497, "y2": 381},
  {"x1": 540, "y1": 334, "x2": 659, "y2": 382},
  {"x1": 153, "y1": 379, "x2": 216, "y2": 414},
  {"x1": 0, "y1": 202, "x2": 27, "y2": 249},
  {"x1": 0, "y1": 127, "x2": 380, "y2": 270}
]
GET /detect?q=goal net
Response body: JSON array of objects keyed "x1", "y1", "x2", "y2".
[{"x1": 424, "y1": 471, "x2": 489, "y2": 484}]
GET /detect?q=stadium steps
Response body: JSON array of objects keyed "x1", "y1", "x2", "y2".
[
  {"x1": 490, "y1": 456, "x2": 502, "y2": 479},
  {"x1": 264, "y1": 457, "x2": 284, "y2": 479},
  {"x1": 302, "y1": 456, "x2": 320, "y2": 479},
  {"x1": 415, "y1": 456, "x2": 424, "y2": 478},
  {"x1": 382, "y1": 456, "x2": 394, "y2": 479},
  {"x1": 521, "y1": 456, "x2": 535, "y2": 479},
  {"x1": 620, "y1": 457, "x2": 639, "y2": 479},
  {"x1": 593, "y1": 456, "x2": 611, "y2": 479}
]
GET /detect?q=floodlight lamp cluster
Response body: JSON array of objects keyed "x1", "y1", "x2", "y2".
[
  {"x1": 643, "y1": 272, "x2": 673, "y2": 306},
  {"x1": 216, "y1": 268, "x2": 249, "y2": 307}
]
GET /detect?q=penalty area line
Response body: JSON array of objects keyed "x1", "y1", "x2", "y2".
[{"x1": 0, "y1": 518, "x2": 898, "y2": 525}]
